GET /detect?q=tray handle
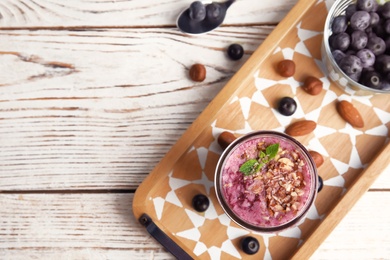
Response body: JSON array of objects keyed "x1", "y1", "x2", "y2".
[{"x1": 139, "y1": 213, "x2": 194, "y2": 260}]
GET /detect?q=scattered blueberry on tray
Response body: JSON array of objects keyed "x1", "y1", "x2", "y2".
[
  {"x1": 192, "y1": 194, "x2": 210, "y2": 212},
  {"x1": 278, "y1": 97, "x2": 297, "y2": 116},
  {"x1": 240, "y1": 236, "x2": 260, "y2": 255},
  {"x1": 318, "y1": 175, "x2": 323, "y2": 192}
]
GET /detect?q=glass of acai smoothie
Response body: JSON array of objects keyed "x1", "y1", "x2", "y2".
[{"x1": 215, "y1": 131, "x2": 318, "y2": 233}]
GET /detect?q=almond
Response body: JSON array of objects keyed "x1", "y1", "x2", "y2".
[
  {"x1": 285, "y1": 120, "x2": 317, "y2": 136},
  {"x1": 218, "y1": 131, "x2": 236, "y2": 150},
  {"x1": 309, "y1": 150, "x2": 324, "y2": 168},
  {"x1": 336, "y1": 100, "x2": 364, "y2": 128}
]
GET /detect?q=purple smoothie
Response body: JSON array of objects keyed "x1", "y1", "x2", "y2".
[{"x1": 221, "y1": 136, "x2": 313, "y2": 228}]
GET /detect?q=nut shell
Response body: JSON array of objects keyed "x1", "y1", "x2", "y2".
[
  {"x1": 189, "y1": 63, "x2": 206, "y2": 82},
  {"x1": 285, "y1": 120, "x2": 317, "y2": 136},
  {"x1": 336, "y1": 100, "x2": 364, "y2": 128},
  {"x1": 303, "y1": 76, "x2": 323, "y2": 95},
  {"x1": 277, "y1": 59, "x2": 295, "y2": 77}
]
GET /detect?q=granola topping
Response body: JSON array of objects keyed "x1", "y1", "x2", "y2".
[{"x1": 248, "y1": 149, "x2": 306, "y2": 218}]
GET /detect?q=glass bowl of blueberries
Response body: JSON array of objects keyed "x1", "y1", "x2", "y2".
[{"x1": 322, "y1": 0, "x2": 390, "y2": 95}]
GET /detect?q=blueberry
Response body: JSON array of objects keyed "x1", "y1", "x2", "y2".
[
  {"x1": 383, "y1": 19, "x2": 390, "y2": 35},
  {"x1": 350, "y1": 11, "x2": 371, "y2": 31},
  {"x1": 357, "y1": 0, "x2": 378, "y2": 12},
  {"x1": 332, "y1": 15, "x2": 348, "y2": 33},
  {"x1": 380, "y1": 80, "x2": 390, "y2": 90},
  {"x1": 350, "y1": 30, "x2": 368, "y2": 50},
  {"x1": 380, "y1": 2, "x2": 390, "y2": 19},
  {"x1": 189, "y1": 1, "x2": 206, "y2": 22},
  {"x1": 278, "y1": 97, "x2": 297, "y2": 116},
  {"x1": 372, "y1": 23, "x2": 386, "y2": 38},
  {"x1": 360, "y1": 70, "x2": 382, "y2": 89},
  {"x1": 364, "y1": 26, "x2": 373, "y2": 37},
  {"x1": 346, "y1": 4, "x2": 358, "y2": 20},
  {"x1": 351, "y1": 72, "x2": 362, "y2": 82},
  {"x1": 356, "y1": 48, "x2": 375, "y2": 68},
  {"x1": 206, "y1": 3, "x2": 222, "y2": 20},
  {"x1": 367, "y1": 36, "x2": 386, "y2": 56},
  {"x1": 332, "y1": 49, "x2": 346, "y2": 64},
  {"x1": 385, "y1": 38, "x2": 390, "y2": 53},
  {"x1": 345, "y1": 49, "x2": 356, "y2": 56},
  {"x1": 227, "y1": 43, "x2": 244, "y2": 60},
  {"x1": 375, "y1": 54, "x2": 390, "y2": 74},
  {"x1": 192, "y1": 194, "x2": 209, "y2": 212},
  {"x1": 362, "y1": 66, "x2": 375, "y2": 72},
  {"x1": 328, "y1": 33, "x2": 336, "y2": 47},
  {"x1": 330, "y1": 32, "x2": 350, "y2": 51},
  {"x1": 369, "y1": 11, "x2": 380, "y2": 26},
  {"x1": 339, "y1": 55, "x2": 363, "y2": 80},
  {"x1": 241, "y1": 236, "x2": 260, "y2": 255},
  {"x1": 318, "y1": 175, "x2": 323, "y2": 192}
]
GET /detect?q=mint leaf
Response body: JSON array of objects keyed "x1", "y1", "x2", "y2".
[
  {"x1": 239, "y1": 143, "x2": 279, "y2": 176},
  {"x1": 239, "y1": 159, "x2": 259, "y2": 175},
  {"x1": 266, "y1": 143, "x2": 279, "y2": 159},
  {"x1": 259, "y1": 151, "x2": 266, "y2": 159},
  {"x1": 255, "y1": 162, "x2": 264, "y2": 172}
]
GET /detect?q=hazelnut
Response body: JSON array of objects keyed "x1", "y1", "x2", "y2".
[
  {"x1": 276, "y1": 59, "x2": 295, "y2": 77},
  {"x1": 217, "y1": 131, "x2": 236, "y2": 150},
  {"x1": 303, "y1": 76, "x2": 323, "y2": 95},
  {"x1": 189, "y1": 63, "x2": 206, "y2": 82}
]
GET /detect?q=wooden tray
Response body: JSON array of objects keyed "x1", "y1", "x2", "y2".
[{"x1": 133, "y1": 0, "x2": 390, "y2": 259}]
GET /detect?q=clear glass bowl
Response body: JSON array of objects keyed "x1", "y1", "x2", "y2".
[
  {"x1": 322, "y1": 0, "x2": 390, "y2": 95},
  {"x1": 214, "y1": 131, "x2": 318, "y2": 233}
]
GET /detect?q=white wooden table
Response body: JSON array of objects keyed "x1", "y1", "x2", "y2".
[{"x1": 1, "y1": 0, "x2": 389, "y2": 259}]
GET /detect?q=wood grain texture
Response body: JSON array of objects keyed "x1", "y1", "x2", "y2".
[
  {"x1": 0, "y1": 193, "x2": 173, "y2": 259},
  {"x1": 1, "y1": 192, "x2": 389, "y2": 259},
  {"x1": 0, "y1": 0, "x2": 298, "y2": 28},
  {"x1": 0, "y1": 26, "x2": 272, "y2": 190},
  {"x1": 1, "y1": 0, "x2": 390, "y2": 259}
]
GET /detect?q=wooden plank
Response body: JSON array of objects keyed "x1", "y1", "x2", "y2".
[
  {"x1": 0, "y1": 193, "x2": 173, "y2": 259},
  {"x1": 1, "y1": 249, "x2": 174, "y2": 260},
  {"x1": 0, "y1": 0, "x2": 298, "y2": 28},
  {"x1": 312, "y1": 191, "x2": 390, "y2": 259},
  {"x1": 0, "y1": 26, "x2": 273, "y2": 190},
  {"x1": 0, "y1": 192, "x2": 389, "y2": 259}
]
